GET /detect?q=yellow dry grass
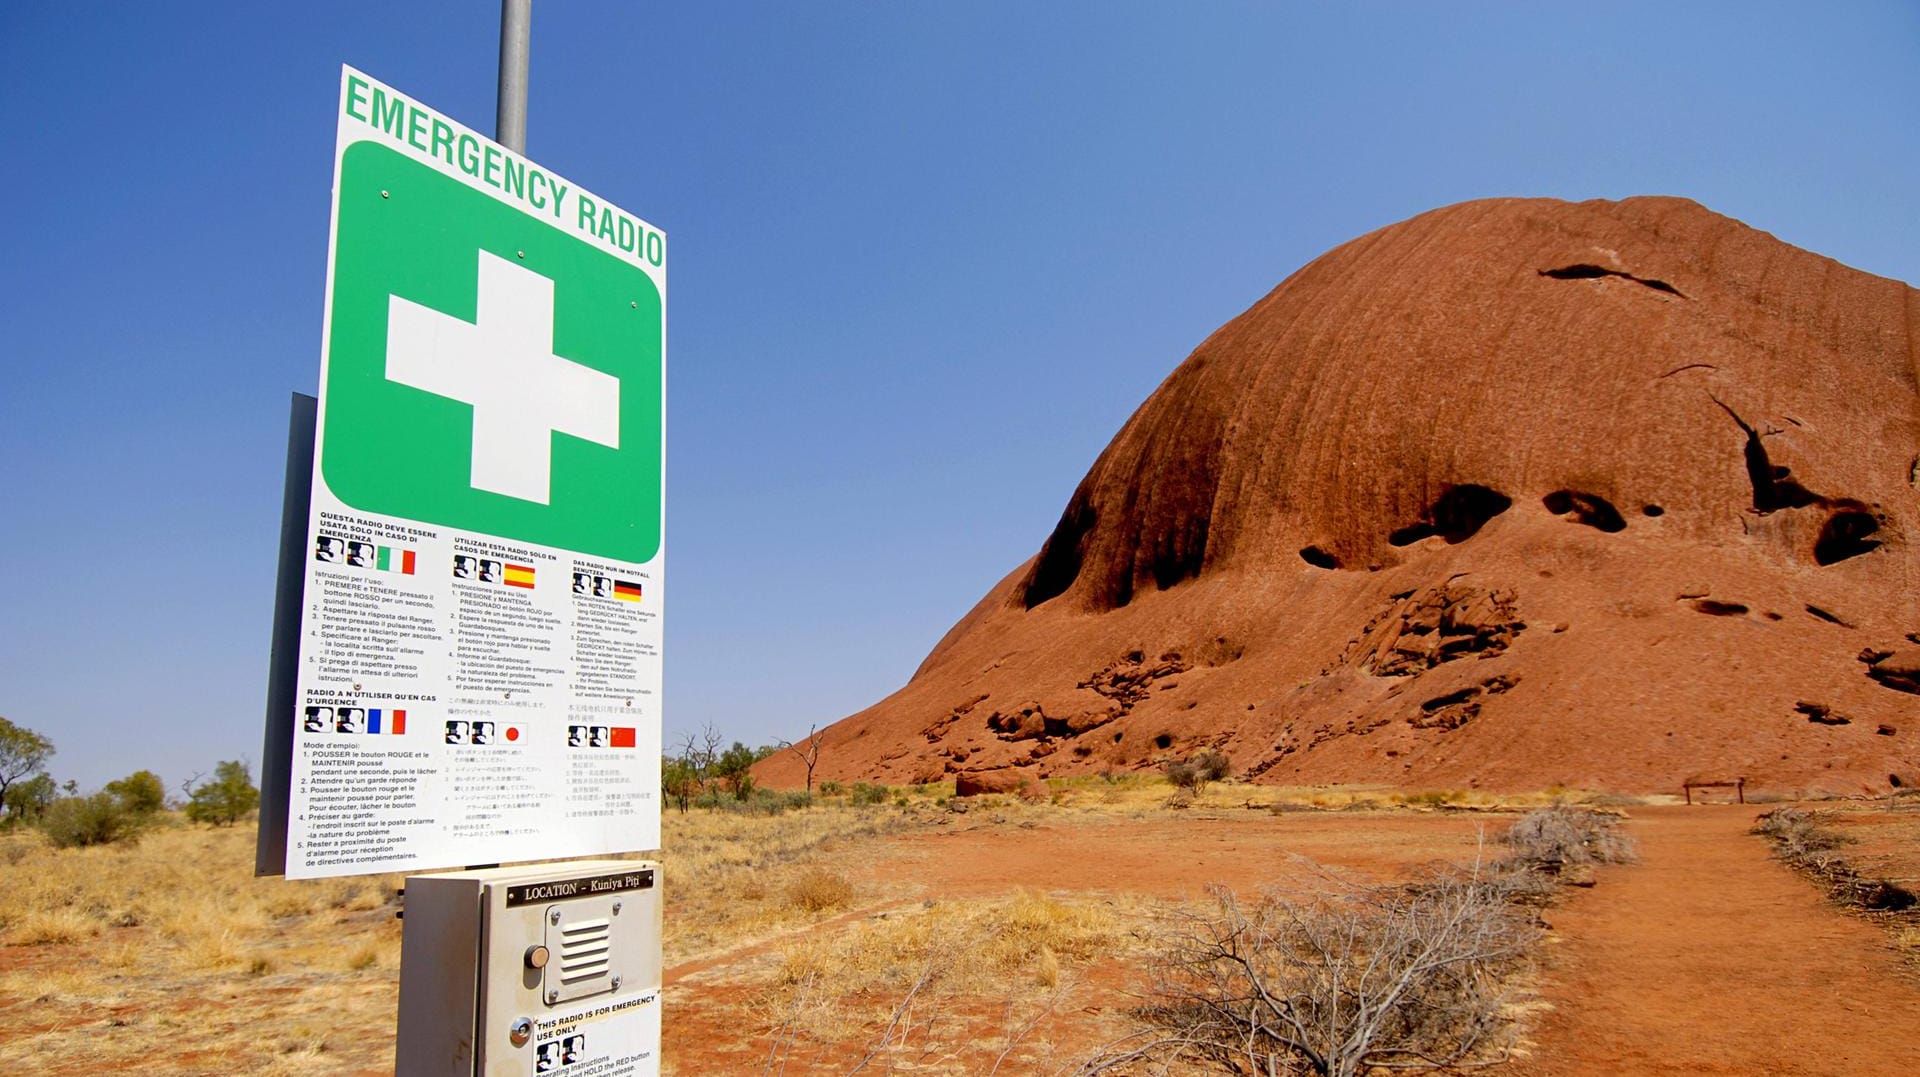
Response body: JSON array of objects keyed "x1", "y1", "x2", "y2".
[
  {"x1": 0, "y1": 820, "x2": 405, "y2": 970},
  {"x1": 655, "y1": 800, "x2": 932, "y2": 963},
  {"x1": 0, "y1": 819, "x2": 410, "y2": 1075},
  {"x1": 756, "y1": 889, "x2": 1147, "y2": 1072},
  {"x1": 774, "y1": 889, "x2": 1131, "y2": 996},
  {"x1": 1007, "y1": 772, "x2": 1629, "y2": 818},
  {"x1": 0, "y1": 801, "x2": 939, "y2": 1075},
  {"x1": 0, "y1": 780, "x2": 1597, "y2": 1075}
]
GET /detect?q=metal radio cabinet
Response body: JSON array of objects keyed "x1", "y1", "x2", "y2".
[{"x1": 397, "y1": 860, "x2": 662, "y2": 1077}]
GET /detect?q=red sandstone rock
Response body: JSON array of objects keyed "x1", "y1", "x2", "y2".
[
  {"x1": 953, "y1": 769, "x2": 1046, "y2": 799},
  {"x1": 755, "y1": 197, "x2": 1920, "y2": 797}
]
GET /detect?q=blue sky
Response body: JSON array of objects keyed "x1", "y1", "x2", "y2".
[{"x1": 3, "y1": 3, "x2": 1917, "y2": 792}]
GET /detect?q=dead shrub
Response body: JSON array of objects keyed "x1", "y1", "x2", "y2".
[
  {"x1": 1500, "y1": 803, "x2": 1636, "y2": 875},
  {"x1": 784, "y1": 869, "x2": 854, "y2": 913},
  {"x1": 1754, "y1": 806, "x2": 1849, "y2": 859},
  {"x1": 1164, "y1": 749, "x2": 1232, "y2": 794},
  {"x1": 1755, "y1": 807, "x2": 1916, "y2": 914},
  {"x1": 1083, "y1": 869, "x2": 1537, "y2": 1077}
]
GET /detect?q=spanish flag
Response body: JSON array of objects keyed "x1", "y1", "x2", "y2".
[
  {"x1": 613, "y1": 580, "x2": 643, "y2": 603},
  {"x1": 503, "y1": 563, "x2": 536, "y2": 589},
  {"x1": 376, "y1": 546, "x2": 416, "y2": 574}
]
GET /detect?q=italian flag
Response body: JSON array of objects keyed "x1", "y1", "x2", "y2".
[{"x1": 376, "y1": 546, "x2": 417, "y2": 574}]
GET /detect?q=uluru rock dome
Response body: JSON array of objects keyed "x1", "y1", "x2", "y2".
[{"x1": 760, "y1": 196, "x2": 1920, "y2": 796}]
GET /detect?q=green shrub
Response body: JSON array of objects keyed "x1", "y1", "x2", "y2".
[
  {"x1": 689, "y1": 787, "x2": 811, "y2": 816},
  {"x1": 105, "y1": 770, "x2": 167, "y2": 815},
  {"x1": 758, "y1": 789, "x2": 813, "y2": 816},
  {"x1": 849, "y1": 782, "x2": 890, "y2": 806},
  {"x1": 818, "y1": 780, "x2": 845, "y2": 797},
  {"x1": 40, "y1": 792, "x2": 144, "y2": 848},
  {"x1": 185, "y1": 761, "x2": 259, "y2": 826}
]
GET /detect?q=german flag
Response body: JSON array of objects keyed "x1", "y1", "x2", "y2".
[
  {"x1": 503, "y1": 563, "x2": 536, "y2": 589},
  {"x1": 613, "y1": 580, "x2": 643, "y2": 603}
]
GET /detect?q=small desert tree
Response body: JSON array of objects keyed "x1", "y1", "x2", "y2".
[
  {"x1": 186, "y1": 760, "x2": 259, "y2": 826},
  {"x1": 105, "y1": 769, "x2": 168, "y2": 815},
  {"x1": 662, "y1": 755, "x2": 699, "y2": 814},
  {"x1": 715, "y1": 741, "x2": 760, "y2": 801},
  {"x1": 0, "y1": 717, "x2": 54, "y2": 822},
  {"x1": 1, "y1": 772, "x2": 56, "y2": 827},
  {"x1": 779, "y1": 723, "x2": 827, "y2": 800}
]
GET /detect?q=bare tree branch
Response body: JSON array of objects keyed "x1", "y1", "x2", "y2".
[{"x1": 778, "y1": 723, "x2": 826, "y2": 800}]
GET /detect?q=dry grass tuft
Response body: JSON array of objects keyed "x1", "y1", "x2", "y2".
[
  {"x1": 762, "y1": 889, "x2": 1138, "y2": 1066},
  {"x1": 3, "y1": 907, "x2": 101, "y2": 946},
  {"x1": 784, "y1": 868, "x2": 855, "y2": 913}
]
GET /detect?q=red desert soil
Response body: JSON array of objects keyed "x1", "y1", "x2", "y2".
[
  {"x1": 663, "y1": 805, "x2": 1920, "y2": 1075},
  {"x1": 662, "y1": 809, "x2": 1505, "y2": 1074},
  {"x1": 758, "y1": 196, "x2": 1920, "y2": 799},
  {"x1": 1518, "y1": 804, "x2": 1920, "y2": 1077},
  {"x1": 7, "y1": 805, "x2": 1918, "y2": 1074},
  {"x1": 1824, "y1": 801, "x2": 1920, "y2": 884}
]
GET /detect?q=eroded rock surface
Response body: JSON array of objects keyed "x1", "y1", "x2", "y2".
[
  {"x1": 1341, "y1": 584, "x2": 1525, "y2": 676},
  {"x1": 757, "y1": 196, "x2": 1920, "y2": 797}
]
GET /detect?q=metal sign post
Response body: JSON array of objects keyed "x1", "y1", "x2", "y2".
[
  {"x1": 257, "y1": 5, "x2": 668, "y2": 1067},
  {"x1": 496, "y1": 0, "x2": 530, "y2": 154}
]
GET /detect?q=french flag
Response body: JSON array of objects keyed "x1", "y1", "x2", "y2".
[{"x1": 366, "y1": 709, "x2": 408, "y2": 735}]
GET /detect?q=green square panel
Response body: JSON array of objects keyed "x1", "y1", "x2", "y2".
[{"x1": 322, "y1": 141, "x2": 663, "y2": 562}]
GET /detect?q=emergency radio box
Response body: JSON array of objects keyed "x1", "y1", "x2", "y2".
[{"x1": 397, "y1": 860, "x2": 662, "y2": 1077}]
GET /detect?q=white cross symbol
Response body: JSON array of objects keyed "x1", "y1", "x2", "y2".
[{"x1": 384, "y1": 250, "x2": 620, "y2": 504}]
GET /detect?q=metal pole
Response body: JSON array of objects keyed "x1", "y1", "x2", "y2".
[
  {"x1": 254, "y1": 393, "x2": 317, "y2": 877},
  {"x1": 496, "y1": 0, "x2": 531, "y2": 154},
  {"x1": 474, "y1": 0, "x2": 529, "y2": 878}
]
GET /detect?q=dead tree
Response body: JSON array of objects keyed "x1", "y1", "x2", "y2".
[{"x1": 778, "y1": 723, "x2": 826, "y2": 800}]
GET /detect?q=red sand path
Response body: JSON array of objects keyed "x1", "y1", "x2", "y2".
[{"x1": 1520, "y1": 804, "x2": 1920, "y2": 1077}]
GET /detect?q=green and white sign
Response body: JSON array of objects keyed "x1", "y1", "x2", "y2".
[{"x1": 287, "y1": 68, "x2": 665, "y2": 879}]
